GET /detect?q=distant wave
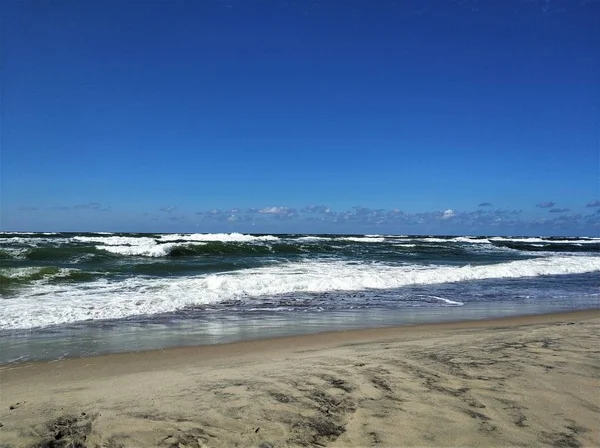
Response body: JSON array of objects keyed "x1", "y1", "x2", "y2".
[
  {"x1": 0, "y1": 234, "x2": 596, "y2": 261},
  {"x1": 97, "y1": 242, "x2": 207, "y2": 257},
  {"x1": 1, "y1": 267, "x2": 100, "y2": 288},
  {"x1": 157, "y1": 233, "x2": 280, "y2": 242},
  {"x1": 489, "y1": 240, "x2": 600, "y2": 253},
  {"x1": 295, "y1": 236, "x2": 333, "y2": 242},
  {"x1": 0, "y1": 232, "x2": 58, "y2": 236},
  {"x1": 489, "y1": 237, "x2": 600, "y2": 244},
  {"x1": 0, "y1": 236, "x2": 70, "y2": 246},
  {"x1": 0, "y1": 241, "x2": 335, "y2": 260},
  {"x1": 341, "y1": 236, "x2": 386, "y2": 243},
  {"x1": 73, "y1": 235, "x2": 158, "y2": 246}
]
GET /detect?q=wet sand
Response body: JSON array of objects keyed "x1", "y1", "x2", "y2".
[{"x1": 1, "y1": 309, "x2": 599, "y2": 447}]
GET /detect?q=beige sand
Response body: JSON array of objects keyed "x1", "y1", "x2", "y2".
[{"x1": 1, "y1": 310, "x2": 599, "y2": 447}]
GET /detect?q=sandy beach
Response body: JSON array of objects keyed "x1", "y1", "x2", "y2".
[{"x1": 1, "y1": 309, "x2": 598, "y2": 447}]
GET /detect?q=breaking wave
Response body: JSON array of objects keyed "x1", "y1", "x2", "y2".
[{"x1": 2, "y1": 255, "x2": 599, "y2": 330}]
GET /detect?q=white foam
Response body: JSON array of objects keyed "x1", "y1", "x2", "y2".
[
  {"x1": 342, "y1": 237, "x2": 386, "y2": 243},
  {"x1": 296, "y1": 236, "x2": 332, "y2": 242},
  {"x1": 0, "y1": 237, "x2": 70, "y2": 246},
  {"x1": 73, "y1": 236, "x2": 157, "y2": 246},
  {"x1": 0, "y1": 248, "x2": 30, "y2": 259},
  {"x1": 97, "y1": 242, "x2": 206, "y2": 257},
  {"x1": 1, "y1": 267, "x2": 44, "y2": 279},
  {"x1": 0, "y1": 267, "x2": 81, "y2": 281},
  {"x1": 157, "y1": 233, "x2": 280, "y2": 242},
  {"x1": 420, "y1": 295, "x2": 464, "y2": 306},
  {"x1": 490, "y1": 237, "x2": 599, "y2": 244},
  {"x1": 73, "y1": 235, "x2": 212, "y2": 257},
  {"x1": 449, "y1": 237, "x2": 491, "y2": 243},
  {"x1": 2, "y1": 255, "x2": 599, "y2": 330},
  {"x1": 74, "y1": 233, "x2": 280, "y2": 246},
  {"x1": 0, "y1": 237, "x2": 39, "y2": 245},
  {"x1": 414, "y1": 237, "x2": 490, "y2": 243}
]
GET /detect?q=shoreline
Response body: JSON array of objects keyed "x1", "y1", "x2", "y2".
[
  {"x1": 3, "y1": 303, "x2": 598, "y2": 365},
  {"x1": 1, "y1": 309, "x2": 599, "y2": 447},
  {"x1": 2, "y1": 308, "x2": 598, "y2": 370}
]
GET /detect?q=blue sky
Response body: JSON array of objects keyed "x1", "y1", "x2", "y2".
[{"x1": 2, "y1": 0, "x2": 599, "y2": 235}]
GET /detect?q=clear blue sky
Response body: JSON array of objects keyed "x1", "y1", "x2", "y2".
[{"x1": 2, "y1": 0, "x2": 599, "y2": 235}]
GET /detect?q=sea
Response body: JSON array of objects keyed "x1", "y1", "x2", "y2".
[{"x1": 1, "y1": 232, "x2": 599, "y2": 363}]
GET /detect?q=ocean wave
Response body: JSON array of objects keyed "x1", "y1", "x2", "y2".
[
  {"x1": 4, "y1": 235, "x2": 594, "y2": 262},
  {"x1": 97, "y1": 241, "x2": 315, "y2": 257},
  {"x1": 295, "y1": 236, "x2": 333, "y2": 242},
  {"x1": 73, "y1": 233, "x2": 280, "y2": 246},
  {"x1": 6, "y1": 240, "x2": 342, "y2": 260},
  {"x1": 412, "y1": 237, "x2": 452, "y2": 243},
  {"x1": 0, "y1": 249, "x2": 30, "y2": 260},
  {"x1": 98, "y1": 242, "x2": 206, "y2": 257},
  {"x1": 405, "y1": 237, "x2": 491, "y2": 244},
  {"x1": 0, "y1": 232, "x2": 58, "y2": 236},
  {"x1": 2, "y1": 255, "x2": 599, "y2": 330},
  {"x1": 73, "y1": 235, "x2": 157, "y2": 246},
  {"x1": 448, "y1": 237, "x2": 491, "y2": 243},
  {"x1": 489, "y1": 241, "x2": 600, "y2": 253},
  {"x1": 342, "y1": 236, "x2": 386, "y2": 243},
  {"x1": 157, "y1": 233, "x2": 280, "y2": 243},
  {"x1": 0, "y1": 237, "x2": 54, "y2": 246},
  {"x1": 70, "y1": 233, "x2": 279, "y2": 257},
  {"x1": 489, "y1": 237, "x2": 600, "y2": 244},
  {"x1": 0, "y1": 267, "x2": 98, "y2": 288},
  {"x1": 25, "y1": 245, "x2": 106, "y2": 261}
]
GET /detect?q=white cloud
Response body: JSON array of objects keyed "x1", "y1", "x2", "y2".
[
  {"x1": 259, "y1": 206, "x2": 290, "y2": 214},
  {"x1": 442, "y1": 209, "x2": 456, "y2": 220}
]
